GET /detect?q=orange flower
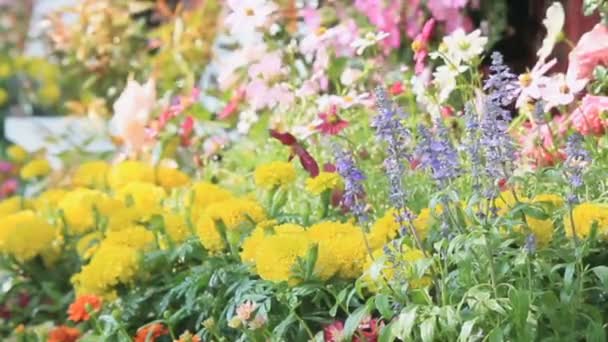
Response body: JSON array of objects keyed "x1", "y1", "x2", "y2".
[
  {"x1": 174, "y1": 330, "x2": 201, "y2": 342},
  {"x1": 135, "y1": 323, "x2": 169, "y2": 342},
  {"x1": 48, "y1": 325, "x2": 81, "y2": 342},
  {"x1": 67, "y1": 294, "x2": 103, "y2": 322}
]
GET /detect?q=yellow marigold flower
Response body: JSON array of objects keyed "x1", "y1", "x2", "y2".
[
  {"x1": 33, "y1": 189, "x2": 68, "y2": 212},
  {"x1": 411, "y1": 207, "x2": 442, "y2": 241},
  {"x1": 240, "y1": 220, "x2": 277, "y2": 263},
  {"x1": 305, "y1": 172, "x2": 342, "y2": 195},
  {"x1": 162, "y1": 212, "x2": 191, "y2": 244},
  {"x1": 105, "y1": 206, "x2": 144, "y2": 232},
  {"x1": 116, "y1": 182, "x2": 166, "y2": 215},
  {"x1": 0, "y1": 210, "x2": 58, "y2": 262},
  {"x1": 0, "y1": 196, "x2": 25, "y2": 216},
  {"x1": 254, "y1": 161, "x2": 296, "y2": 189},
  {"x1": 196, "y1": 214, "x2": 226, "y2": 253},
  {"x1": 494, "y1": 191, "x2": 529, "y2": 216},
  {"x1": 37, "y1": 84, "x2": 60, "y2": 105},
  {"x1": 565, "y1": 202, "x2": 608, "y2": 239},
  {"x1": 72, "y1": 160, "x2": 110, "y2": 188},
  {"x1": 156, "y1": 166, "x2": 190, "y2": 190},
  {"x1": 187, "y1": 182, "x2": 233, "y2": 222},
  {"x1": 58, "y1": 188, "x2": 113, "y2": 234},
  {"x1": 72, "y1": 244, "x2": 140, "y2": 297},
  {"x1": 368, "y1": 209, "x2": 400, "y2": 250},
  {"x1": 76, "y1": 232, "x2": 103, "y2": 259},
  {"x1": 6, "y1": 144, "x2": 28, "y2": 163},
  {"x1": 254, "y1": 233, "x2": 311, "y2": 283},
  {"x1": 108, "y1": 161, "x2": 155, "y2": 190},
  {"x1": 520, "y1": 194, "x2": 564, "y2": 246},
  {"x1": 240, "y1": 222, "x2": 303, "y2": 264},
  {"x1": 308, "y1": 221, "x2": 367, "y2": 279},
  {"x1": 104, "y1": 225, "x2": 155, "y2": 250},
  {"x1": 20, "y1": 158, "x2": 51, "y2": 179},
  {"x1": 205, "y1": 198, "x2": 266, "y2": 230}
]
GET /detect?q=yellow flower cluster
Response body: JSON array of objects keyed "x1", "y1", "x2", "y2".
[
  {"x1": 254, "y1": 161, "x2": 296, "y2": 189},
  {"x1": 305, "y1": 172, "x2": 342, "y2": 195},
  {"x1": 367, "y1": 206, "x2": 440, "y2": 249},
  {"x1": 20, "y1": 158, "x2": 52, "y2": 179},
  {"x1": 7, "y1": 144, "x2": 28, "y2": 163},
  {"x1": 0, "y1": 196, "x2": 27, "y2": 216},
  {"x1": 0, "y1": 210, "x2": 59, "y2": 262},
  {"x1": 241, "y1": 220, "x2": 367, "y2": 284},
  {"x1": 565, "y1": 202, "x2": 608, "y2": 239},
  {"x1": 196, "y1": 198, "x2": 266, "y2": 252},
  {"x1": 72, "y1": 160, "x2": 110, "y2": 188},
  {"x1": 187, "y1": 181, "x2": 234, "y2": 222},
  {"x1": 363, "y1": 245, "x2": 431, "y2": 291}
]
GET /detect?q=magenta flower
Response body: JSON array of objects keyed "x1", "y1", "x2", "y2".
[
  {"x1": 269, "y1": 129, "x2": 319, "y2": 177},
  {"x1": 316, "y1": 105, "x2": 349, "y2": 136}
]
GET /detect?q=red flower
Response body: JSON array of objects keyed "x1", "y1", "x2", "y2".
[
  {"x1": 180, "y1": 115, "x2": 195, "y2": 146},
  {"x1": 316, "y1": 105, "x2": 348, "y2": 135},
  {"x1": 389, "y1": 81, "x2": 405, "y2": 96},
  {"x1": 0, "y1": 304, "x2": 10, "y2": 320},
  {"x1": 134, "y1": 323, "x2": 169, "y2": 342},
  {"x1": 269, "y1": 129, "x2": 319, "y2": 177},
  {"x1": 67, "y1": 294, "x2": 102, "y2": 322},
  {"x1": 441, "y1": 106, "x2": 455, "y2": 118},
  {"x1": 48, "y1": 325, "x2": 81, "y2": 342},
  {"x1": 324, "y1": 318, "x2": 383, "y2": 342},
  {"x1": 218, "y1": 88, "x2": 245, "y2": 120},
  {"x1": 0, "y1": 178, "x2": 18, "y2": 198}
]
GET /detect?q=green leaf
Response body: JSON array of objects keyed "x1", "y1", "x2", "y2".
[
  {"x1": 343, "y1": 302, "x2": 372, "y2": 339},
  {"x1": 375, "y1": 294, "x2": 393, "y2": 320},
  {"x1": 509, "y1": 289, "x2": 530, "y2": 333},
  {"x1": 420, "y1": 316, "x2": 436, "y2": 342},
  {"x1": 458, "y1": 319, "x2": 476, "y2": 342},
  {"x1": 487, "y1": 327, "x2": 504, "y2": 342},
  {"x1": 585, "y1": 321, "x2": 607, "y2": 342},
  {"x1": 393, "y1": 306, "x2": 417, "y2": 339},
  {"x1": 378, "y1": 320, "x2": 395, "y2": 342},
  {"x1": 592, "y1": 265, "x2": 608, "y2": 289}
]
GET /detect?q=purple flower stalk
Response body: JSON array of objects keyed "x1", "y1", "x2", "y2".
[
  {"x1": 372, "y1": 87, "x2": 416, "y2": 233},
  {"x1": 463, "y1": 103, "x2": 482, "y2": 192},
  {"x1": 564, "y1": 133, "x2": 589, "y2": 204},
  {"x1": 333, "y1": 145, "x2": 368, "y2": 223},
  {"x1": 414, "y1": 120, "x2": 460, "y2": 187},
  {"x1": 480, "y1": 52, "x2": 517, "y2": 199}
]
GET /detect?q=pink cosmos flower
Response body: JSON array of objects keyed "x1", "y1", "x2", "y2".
[
  {"x1": 0, "y1": 161, "x2": 13, "y2": 173},
  {"x1": 427, "y1": 0, "x2": 472, "y2": 33},
  {"x1": 519, "y1": 122, "x2": 564, "y2": 168},
  {"x1": 354, "y1": 0, "x2": 402, "y2": 53},
  {"x1": 571, "y1": 94, "x2": 608, "y2": 136},
  {"x1": 180, "y1": 116, "x2": 194, "y2": 147},
  {"x1": 109, "y1": 78, "x2": 156, "y2": 154},
  {"x1": 0, "y1": 178, "x2": 18, "y2": 198},
  {"x1": 412, "y1": 18, "x2": 436, "y2": 75},
  {"x1": 566, "y1": 23, "x2": 608, "y2": 86},
  {"x1": 248, "y1": 51, "x2": 284, "y2": 80},
  {"x1": 389, "y1": 81, "x2": 405, "y2": 96}
]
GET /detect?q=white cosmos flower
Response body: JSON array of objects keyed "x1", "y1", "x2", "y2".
[
  {"x1": 225, "y1": 0, "x2": 278, "y2": 36},
  {"x1": 442, "y1": 29, "x2": 488, "y2": 65},
  {"x1": 350, "y1": 31, "x2": 390, "y2": 55},
  {"x1": 433, "y1": 64, "x2": 468, "y2": 102},
  {"x1": 237, "y1": 110, "x2": 259, "y2": 134},
  {"x1": 537, "y1": 2, "x2": 565, "y2": 63}
]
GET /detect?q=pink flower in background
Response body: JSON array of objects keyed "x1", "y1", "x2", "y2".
[
  {"x1": 180, "y1": 116, "x2": 195, "y2": 147},
  {"x1": 412, "y1": 18, "x2": 435, "y2": 74},
  {"x1": 203, "y1": 135, "x2": 229, "y2": 158},
  {"x1": 236, "y1": 301, "x2": 257, "y2": 321},
  {"x1": 0, "y1": 178, "x2": 18, "y2": 198},
  {"x1": 301, "y1": 6, "x2": 321, "y2": 31},
  {"x1": 0, "y1": 161, "x2": 13, "y2": 173},
  {"x1": 428, "y1": 0, "x2": 472, "y2": 33},
  {"x1": 354, "y1": 0, "x2": 402, "y2": 53},
  {"x1": 389, "y1": 81, "x2": 405, "y2": 95},
  {"x1": 110, "y1": 78, "x2": 156, "y2": 154},
  {"x1": 225, "y1": 0, "x2": 278, "y2": 35},
  {"x1": 404, "y1": 0, "x2": 424, "y2": 39},
  {"x1": 571, "y1": 95, "x2": 608, "y2": 136},
  {"x1": 567, "y1": 23, "x2": 608, "y2": 86},
  {"x1": 245, "y1": 79, "x2": 270, "y2": 110},
  {"x1": 248, "y1": 51, "x2": 284, "y2": 80},
  {"x1": 519, "y1": 123, "x2": 564, "y2": 168}
]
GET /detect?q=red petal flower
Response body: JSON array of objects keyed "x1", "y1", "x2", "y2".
[
  {"x1": 316, "y1": 105, "x2": 349, "y2": 135},
  {"x1": 269, "y1": 129, "x2": 297, "y2": 146},
  {"x1": 389, "y1": 81, "x2": 405, "y2": 96},
  {"x1": 218, "y1": 88, "x2": 245, "y2": 120},
  {"x1": 180, "y1": 115, "x2": 195, "y2": 146},
  {"x1": 134, "y1": 323, "x2": 169, "y2": 342},
  {"x1": 293, "y1": 145, "x2": 319, "y2": 177},
  {"x1": 324, "y1": 321, "x2": 346, "y2": 342}
]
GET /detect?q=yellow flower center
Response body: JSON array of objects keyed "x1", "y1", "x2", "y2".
[
  {"x1": 316, "y1": 26, "x2": 327, "y2": 36},
  {"x1": 560, "y1": 84, "x2": 570, "y2": 94},
  {"x1": 245, "y1": 8, "x2": 255, "y2": 16},
  {"x1": 519, "y1": 73, "x2": 533, "y2": 87},
  {"x1": 411, "y1": 39, "x2": 423, "y2": 53}
]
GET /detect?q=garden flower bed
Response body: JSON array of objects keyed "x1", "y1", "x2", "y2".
[{"x1": 1, "y1": 0, "x2": 608, "y2": 341}]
